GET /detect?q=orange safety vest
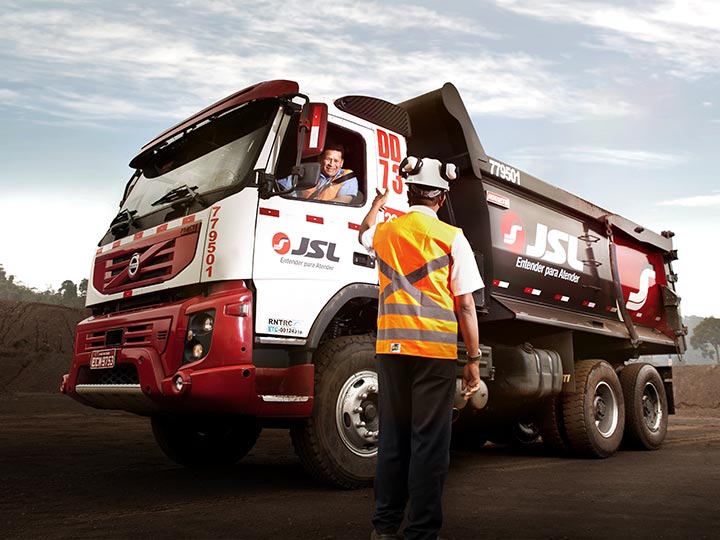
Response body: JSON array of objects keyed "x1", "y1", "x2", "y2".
[
  {"x1": 372, "y1": 211, "x2": 460, "y2": 359},
  {"x1": 297, "y1": 169, "x2": 355, "y2": 201}
]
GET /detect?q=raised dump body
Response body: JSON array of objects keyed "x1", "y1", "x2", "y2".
[
  {"x1": 402, "y1": 83, "x2": 684, "y2": 454},
  {"x1": 62, "y1": 80, "x2": 685, "y2": 488}
]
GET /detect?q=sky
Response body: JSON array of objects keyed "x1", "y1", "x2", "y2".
[{"x1": 0, "y1": 0, "x2": 718, "y2": 317}]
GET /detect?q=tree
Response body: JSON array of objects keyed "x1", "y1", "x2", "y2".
[
  {"x1": 78, "y1": 278, "x2": 88, "y2": 298},
  {"x1": 59, "y1": 280, "x2": 78, "y2": 302},
  {"x1": 690, "y1": 317, "x2": 720, "y2": 363}
]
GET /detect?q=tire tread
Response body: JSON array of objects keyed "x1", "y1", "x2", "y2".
[
  {"x1": 562, "y1": 359, "x2": 624, "y2": 458},
  {"x1": 290, "y1": 335, "x2": 376, "y2": 489},
  {"x1": 619, "y1": 363, "x2": 668, "y2": 450}
]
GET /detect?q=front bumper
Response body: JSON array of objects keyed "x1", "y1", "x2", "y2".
[{"x1": 62, "y1": 283, "x2": 314, "y2": 417}]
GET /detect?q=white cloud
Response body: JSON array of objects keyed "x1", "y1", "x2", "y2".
[
  {"x1": 657, "y1": 193, "x2": 720, "y2": 208},
  {"x1": 187, "y1": 0, "x2": 494, "y2": 35},
  {"x1": 505, "y1": 145, "x2": 685, "y2": 169},
  {"x1": 492, "y1": 0, "x2": 720, "y2": 79},
  {"x1": 0, "y1": 0, "x2": 630, "y2": 126}
]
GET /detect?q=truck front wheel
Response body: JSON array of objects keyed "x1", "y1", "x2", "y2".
[
  {"x1": 619, "y1": 363, "x2": 668, "y2": 450},
  {"x1": 291, "y1": 335, "x2": 378, "y2": 489},
  {"x1": 151, "y1": 414, "x2": 261, "y2": 468},
  {"x1": 562, "y1": 359, "x2": 625, "y2": 458}
]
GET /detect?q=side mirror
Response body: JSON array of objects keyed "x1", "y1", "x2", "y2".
[
  {"x1": 257, "y1": 170, "x2": 277, "y2": 200},
  {"x1": 300, "y1": 103, "x2": 327, "y2": 159},
  {"x1": 292, "y1": 162, "x2": 321, "y2": 191}
]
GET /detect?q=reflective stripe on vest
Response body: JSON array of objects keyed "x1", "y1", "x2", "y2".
[{"x1": 373, "y1": 211, "x2": 460, "y2": 359}]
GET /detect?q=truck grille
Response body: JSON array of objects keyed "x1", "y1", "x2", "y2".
[
  {"x1": 82, "y1": 319, "x2": 172, "y2": 354},
  {"x1": 93, "y1": 223, "x2": 200, "y2": 294},
  {"x1": 77, "y1": 364, "x2": 139, "y2": 386}
]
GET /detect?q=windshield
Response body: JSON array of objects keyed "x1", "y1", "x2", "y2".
[{"x1": 119, "y1": 100, "x2": 278, "y2": 219}]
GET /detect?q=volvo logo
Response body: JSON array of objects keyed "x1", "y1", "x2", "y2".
[{"x1": 128, "y1": 253, "x2": 141, "y2": 278}]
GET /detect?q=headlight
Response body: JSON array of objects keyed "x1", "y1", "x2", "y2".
[
  {"x1": 201, "y1": 315, "x2": 214, "y2": 333},
  {"x1": 183, "y1": 309, "x2": 215, "y2": 364}
]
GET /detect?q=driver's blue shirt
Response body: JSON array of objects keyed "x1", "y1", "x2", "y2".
[{"x1": 279, "y1": 168, "x2": 358, "y2": 200}]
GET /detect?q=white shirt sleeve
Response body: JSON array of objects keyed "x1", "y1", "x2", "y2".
[
  {"x1": 450, "y1": 231, "x2": 484, "y2": 296},
  {"x1": 360, "y1": 225, "x2": 377, "y2": 255}
]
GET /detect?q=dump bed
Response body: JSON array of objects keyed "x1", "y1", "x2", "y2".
[{"x1": 399, "y1": 83, "x2": 684, "y2": 358}]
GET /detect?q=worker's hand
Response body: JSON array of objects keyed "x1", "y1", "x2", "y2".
[
  {"x1": 359, "y1": 188, "x2": 390, "y2": 243},
  {"x1": 372, "y1": 188, "x2": 389, "y2": 210},
  {"x1": 461, "y1": 361, "x2": 481, "y2": 401}
]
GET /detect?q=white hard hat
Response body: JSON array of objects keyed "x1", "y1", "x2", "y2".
[{"x1": 400, "y1": 156, "x2": 457, "y2": 191}]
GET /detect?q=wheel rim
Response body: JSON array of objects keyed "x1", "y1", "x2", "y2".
[
  {"x1": 641, "y1": 381, "x2": 663, "y2": 432},
  {"x1": 593, "y1": 381, "x2": 619, "y2": 438},
  {"x1": 335, "y1": 370, "x2": 379, "y2": 457}
]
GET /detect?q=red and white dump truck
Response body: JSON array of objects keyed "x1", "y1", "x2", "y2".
[{"x1": 62, "y1": 80, "x2": 686, "y2": 488}]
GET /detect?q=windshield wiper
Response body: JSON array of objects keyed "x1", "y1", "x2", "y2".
[
  {"x1": 151, "y1": 184, "x2": 205, "y2": 207},
  {"x1": 109, "y1": 209, "x2": 137, "y2": 235}
]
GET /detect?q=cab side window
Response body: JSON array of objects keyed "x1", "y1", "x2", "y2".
[{"x1": 275, "y1": 121, "x2": 366, "y2": 205}]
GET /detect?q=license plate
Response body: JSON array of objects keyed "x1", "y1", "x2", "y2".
[{"x1": 90, "y1": 349, "x2": 116, "y2": 369}]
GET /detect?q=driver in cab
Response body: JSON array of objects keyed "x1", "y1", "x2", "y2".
[{"x1": 279, "y1": 143, "x2": 358, "y2": 203}]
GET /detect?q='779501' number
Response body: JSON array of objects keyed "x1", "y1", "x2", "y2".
[
  {"x1": 205, "y1": 206, "x2": 221, "y2": 278},
  {"x1": 489, "y1": 158, "x2": 520, "y2": 185}
]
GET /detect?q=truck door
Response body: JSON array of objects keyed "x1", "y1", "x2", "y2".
[{"x1": 252, "y1": 117, "x2": 378, "y2": 341}]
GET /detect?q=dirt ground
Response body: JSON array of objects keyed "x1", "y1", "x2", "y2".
[
  {"x1": 1, "y1": 301, "x2": 719, "y2": 539},
  {"x1": 1, "y1": 393, "x2": 719, "y2": 540}
]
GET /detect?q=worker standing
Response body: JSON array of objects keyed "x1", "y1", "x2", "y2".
[{"x1": 359, "y1": 156, "x2": 484, "y2": 540}]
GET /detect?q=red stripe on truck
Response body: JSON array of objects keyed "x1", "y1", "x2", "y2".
[{"x1": 260, "y1": 208, "x2": 280, "y2": 217}]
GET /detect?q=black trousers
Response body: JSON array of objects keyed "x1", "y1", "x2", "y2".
[{"x1": 372, "y1": 354, "x2": 456, "y2": 540}]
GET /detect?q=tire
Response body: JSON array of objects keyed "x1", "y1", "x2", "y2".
[
  {"x1": 562, "y1": 360, "x2": 625, "y2": 458},
  {"x1": 487, "y1": 420, "x2": 540, "y2": 447},
  {"x1": 151, "y1": 414, "x2": 261, "y2": 468},
  {"x1": 510, "y1": 420, "x2": 541, "y2": 445},
  {"x1": 619, "y1": 363, "x2": 668, "y2": 450},
  {"x1": 451, "y1": 411, "x2": 488, "y2": 450},
  {"x1": 291, "y1": 335, "x2": 378, "y2": 489},
  {"x1": 538, "y1": 395, "x2": 571, "y2": 454}
]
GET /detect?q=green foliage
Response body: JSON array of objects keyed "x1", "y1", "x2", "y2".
[
  {"x1": 0, "y1": 264, "x2": 86, "y2": 308},
  {"x1": 79, "y1": 278, "x2": 88, "y2": 298},
  {"x1": 690, "y1": 317, "x2": 720, "y2": 363}
]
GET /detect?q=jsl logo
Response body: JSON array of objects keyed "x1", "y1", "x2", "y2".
[
  {"x1": 272, "y1": 232, "x2": 340, "y2": 262},
  {"x1": 501, "y1": 212, "x2": 583, "y2": 272},
  {"x1": 627, "y1": 265, "x2": 656, "y2": 311}
]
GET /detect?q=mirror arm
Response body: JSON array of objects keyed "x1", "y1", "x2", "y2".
[{"x1": 293, "y1": 95, "x2": 311, "y2": 170}]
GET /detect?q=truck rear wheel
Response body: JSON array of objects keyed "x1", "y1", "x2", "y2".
[
  {"x1": 538, "y1": 395, "x2": 571, "y2": 453},
  {"x1": 487, "y1": 420, "x2": 540, "y2": 447},
  {"x1": 510, "y1": 420, "x2": 541, "y2": 445},
  {"x1": 291, "y1": 335, "x2": 378, "y2": 489},
  {"x1": 451, "y1": 411, "x2": 488, "y2": 450},
  {"x1": 151, "y1": 415, "x2": 261, "y2": 468},
  {"x1": 562, "y1": 359, "x2": 625, "y2": 458},
  {"x1": 619, "y1": 363, "x2": 668, "y2": 450}
]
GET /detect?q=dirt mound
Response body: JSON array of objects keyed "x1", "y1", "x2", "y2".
[
  {"x1": 673, "y1": 364, "x2": 720, "y2": 416},
  {"x1": 0, "y1": 301, "x2": 88, "y2": 393}
]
